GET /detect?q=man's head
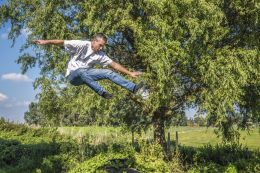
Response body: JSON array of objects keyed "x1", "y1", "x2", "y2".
[{"x1": 91, "y1": 33, "x2": 107, "y2": 52}]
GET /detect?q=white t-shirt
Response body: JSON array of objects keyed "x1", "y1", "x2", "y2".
[{"x1": 64, "y1": 40, "x2": 113, "y2": 76}]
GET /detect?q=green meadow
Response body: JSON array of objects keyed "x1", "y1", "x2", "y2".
[{"x1": 58, "y1": 126, "x2": 260, "y2": 149}]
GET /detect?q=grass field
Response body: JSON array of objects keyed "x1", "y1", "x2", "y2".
[{"x1": 58, "y1": 126, "x2": 260, "y2": 150}]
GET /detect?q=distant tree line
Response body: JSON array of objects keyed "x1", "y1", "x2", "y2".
[{"x1": 24, "y1": 102, "x2": 231, "y2": 128}]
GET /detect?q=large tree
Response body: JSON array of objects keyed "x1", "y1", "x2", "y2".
[{"x1": 1, "y1": 0, "x2": 259, "y2": 146}]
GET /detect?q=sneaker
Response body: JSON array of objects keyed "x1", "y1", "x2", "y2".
[
  {"x1": 137, "y1": 87, "x2": 150, "y2": 100},
  {"x1": 102, "y1": 92, "x2": 113, "y2": 99},
  {"x1": 133, "y1": 81, "x2": 145, "y2": 93},
  {"x1": 134, "y1": 81, "x2": 149, "y2": 100}
]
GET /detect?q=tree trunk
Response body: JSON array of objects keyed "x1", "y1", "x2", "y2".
[{"x1": 152, "y1": 107, "x2": 167, "y2": 149}]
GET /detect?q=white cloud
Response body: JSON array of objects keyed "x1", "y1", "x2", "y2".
[
  {"x1": 17, "y1": 101, "x2": 30, "y2": 107},
  {"x1": 0, "y1": 93, "x2": 8, "y2": 102},
  {"x1": 2, "y1": 73, "x2": 33, "y2": 82},
  {"x1": 4, "y1": 100, "x2": 30, "y2": 108},
  {"x1": 1, "y1": 33, "x2": 8, "y2": 40}
]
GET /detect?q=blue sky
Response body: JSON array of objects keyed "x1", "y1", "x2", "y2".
[{"x1": 0, "y1": 23, "x2": 40, "y2": 122}]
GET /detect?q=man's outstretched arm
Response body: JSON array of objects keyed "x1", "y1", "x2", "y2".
[
  {"x1": 109, "y1": 62, "x2": 142, "y2": 78},
  {"x1": 33, "y1": 40, "x2": 64, "y2": 45}
]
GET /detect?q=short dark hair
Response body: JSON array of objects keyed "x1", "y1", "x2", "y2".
[{"x1": 92, "y1": 33, "x2": 107, "y2": 43}]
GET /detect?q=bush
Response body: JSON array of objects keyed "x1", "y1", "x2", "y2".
[
  {"x1": 0, "y1": 120, "x2": 80, "y2": 173},
  {"x1": 0, "y1": 120, "x2": 259, "y2": 172},
  {"x1": 180, "y1": 143, "x2": 260, "y2": 172},
  {"x1": 69, "y1": 142, "x2": 174, "y2": 173},
  {"x1": 40, "y1": 154, "x2": 78, "y2": 173},
  {"x1": 69, "y1": 143, "x2": 136, "y2": 173}
]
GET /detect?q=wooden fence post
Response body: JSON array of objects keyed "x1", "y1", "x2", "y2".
[
  {"x1": 176, "y1": 131, "x2": 179, "y2": 151},
  {"x1": 167, "y1": 132, "x2": 171, "y2": 152},
  {"x1": 132, "y1": 129, "x2": 134, "y2": 146},
  {"x1": 79, "y1": 135, "x2": 86, "y2": 162}
]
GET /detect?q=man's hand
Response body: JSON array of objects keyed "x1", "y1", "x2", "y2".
[
  {"x1": 32, "y1": 40, "x2": 47, "y2": 45},
  {"x1": 129, "y1": 71, "x2": 142, "y2": 78}
]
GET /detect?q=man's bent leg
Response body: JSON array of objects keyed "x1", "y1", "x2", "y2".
[
  {"x1": 78, "y1": 68, "x2": 108, "y2": 96},
  {"x1": 86, "y1": 69, "x2": 136, "y2": 92}
]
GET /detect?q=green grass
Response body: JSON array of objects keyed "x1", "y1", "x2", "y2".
[
  {"x1": 168, "y1": 126, "x2": 220, "y2": 147},
  {"x1": 240, "y1": 129, "x2": 260, "y2": 149},
  {"x1": 58, "y1": 126, "x2": 260, "y2": 149},
  {"x1": 168, "y1": 126, "x2": 260, "y2": 149},
  {"x1": 58, "y1": 126, "x2": 128, "y2": 145}
]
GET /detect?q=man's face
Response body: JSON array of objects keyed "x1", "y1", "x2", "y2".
[{"x1": 91, "y1": 38, "x2": 106, "y2": 52}]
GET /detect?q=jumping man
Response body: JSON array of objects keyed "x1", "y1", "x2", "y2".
[{"x1": 33, "y1": 33, "x2": 148, "y2": 99}]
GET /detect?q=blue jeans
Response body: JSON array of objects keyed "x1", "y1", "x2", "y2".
[{"x1": 67, "y1": 68, "x2": 136, "y2": 96}]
